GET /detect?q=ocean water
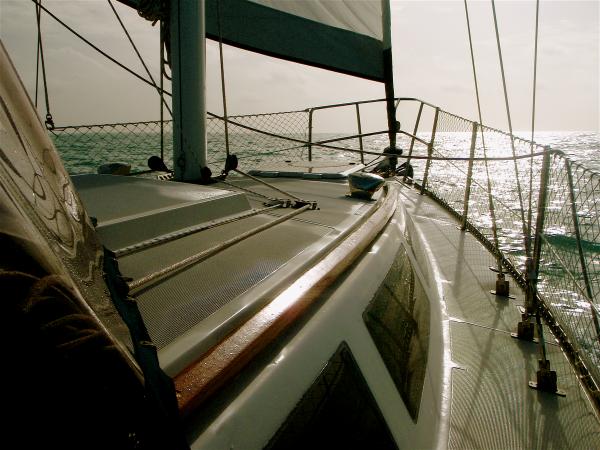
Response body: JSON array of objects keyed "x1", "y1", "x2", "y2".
[
  {"x1": 532, "y1": 131, "x2": 600, "y2": 172},
  {"x1": 52, "y1": 128, "x2": 599, "y2": 281},
  {"x1": 52, "y1": 129, "x2": 599, "y2": 175}
]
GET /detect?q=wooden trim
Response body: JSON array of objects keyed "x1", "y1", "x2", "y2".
[{"x1": 174, "y1": 185, "x2": 398, "y2": 417}]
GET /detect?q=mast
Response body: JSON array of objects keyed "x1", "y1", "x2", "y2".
[
  {"x1": 382, "y1": 0, "x2": 397, "y2": 150},
  {"x1": 170, "y1": 0, "x2": 207, "y2": 181}
]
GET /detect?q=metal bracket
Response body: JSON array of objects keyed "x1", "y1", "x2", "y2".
[
  {"x1": 511, "y1": 313, "x2": 538, "y2": 342},
  {"x1": 491, "y1": 273, "x2": 515, "y2": 299},
  {"x1": 528, "y1": 359, "x2": 566, "y2": 396},
  {"x1": 512, "y1": 304, "x2": 541, "y2": 342}
]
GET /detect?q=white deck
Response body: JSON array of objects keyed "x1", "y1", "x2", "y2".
[
  {"x1": 174, "y1": 176, "x2": 599, "y2": 449},
  {"x1": 72, "y1": 172, "x2": 600, "y2": 448},
  {"x1": 396, "y1": 182, "x2": 600, "y2": 449}
]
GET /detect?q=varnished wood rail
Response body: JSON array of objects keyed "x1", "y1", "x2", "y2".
[{"x1": 174, "y1": 184, "x2": 398, "y2": 417}]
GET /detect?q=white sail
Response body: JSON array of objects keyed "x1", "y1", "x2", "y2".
[
  {"x1": 250, "y1": 0, "x2": 383, "y2": 40},
  {"x1": 205, "y1": 0, "x2": 389, "y2": 81}
]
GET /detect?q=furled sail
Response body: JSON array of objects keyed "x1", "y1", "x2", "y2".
[{"x1": 205, "y1": 0, "x2": 390, "y2": 82}]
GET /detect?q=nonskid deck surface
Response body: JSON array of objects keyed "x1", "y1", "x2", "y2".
[
  {"x1": 76, "y1": 174, "x2": 380, "y2": 373},
  {"x1": 73, "y1": 173, "x2": 600, "y2": 448},
  {"x1": 395, "y1": 183, "x2": 600, "y2": 449}
]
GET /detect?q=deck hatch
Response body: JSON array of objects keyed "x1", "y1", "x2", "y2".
[
  {"x1": 265, "y1": 341, "x2": 397, "y2": 450},
  {"x1": 363, "y1": 245, "x2": 430, "y2": 421}
]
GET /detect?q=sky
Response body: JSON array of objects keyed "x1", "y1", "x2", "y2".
[{"x1": 0, "y1": 0, "x2": 598, "y2": 133}]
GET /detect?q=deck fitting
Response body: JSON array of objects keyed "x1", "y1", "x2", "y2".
[
  {"x1": 491, "y1": 273, "x2": 515, "y2": 299},
  {"x1": 512, "y1": 314, "x2": 537, "y2": 342},
  {"x1": 529, "y1": 359, "x2": 566, "y2": 396}
]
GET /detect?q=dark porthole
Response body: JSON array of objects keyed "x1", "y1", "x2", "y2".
[
  {"x1": 265, "y1": 342, "x2": 398, "y2": 450},
  {"x1": 363, "y1": 246, "x2": 430, "y2": 421}
]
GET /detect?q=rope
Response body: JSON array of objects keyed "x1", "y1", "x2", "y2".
[
  {"x1": 210, "y1": 0, "x2": 311, "y2": 207},
  {"x1": 491, "y1": 0, "x2": 530, "y2": 257},
  {"x1": 34, "y1": 3, "x2": 41, "y2": 108},
  {"x1": 233, "y1": 169, "x2": 305, "y2": 202},
  {"x1": 464, "y1": 0, "x2": 503, "y2": 274},
  {"x1": 216, "y1": 0, "x2": 231, "y2": 157},
  {"x1": 217, "y1": 178, "x2": 284, "y2": 204},
  {"x1": 114, "y1": 204, "x2": 282, "y2": 258},
  {"x1": 160, "y1": 23, "x2": 165, "y2": 160},
  {"x1": 160, "y1": 20, "x2": 172, "y2": 80},
  {"x1": 528, "y1": 0, "x2": 541, "y2": 254},
  {"x1": 34, "y1": 1, "x2": 54, "y2": 130},
  {"x1": 107, "y1": 0, "x2": 172, "y2": 117},
  {"x1": 30, "y1": 0, "x2": 172, "y2": 98},
  {"x1": 207, "y1": 111, "x2": 544, "y2": 162},
  {"x1": 128, "y1": 205, "x2": 311, "y2": 294},
  {"x1": 51, "y1": 117, "x2": 547, "y2": 163}
]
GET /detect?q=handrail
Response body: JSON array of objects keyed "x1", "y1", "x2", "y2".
[{"x1": 175, "y1": 184, "x2": 398, "y2": 415}]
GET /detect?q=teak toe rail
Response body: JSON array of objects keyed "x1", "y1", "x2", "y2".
[{"x1": 174, "y1": 184, "x2": 398, "y2": 417}]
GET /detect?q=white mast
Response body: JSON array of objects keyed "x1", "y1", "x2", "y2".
[{"x1": 170, "y1": 0, "x2": 207, "y2": 182}]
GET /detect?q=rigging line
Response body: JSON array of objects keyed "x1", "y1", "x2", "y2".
[
  {"x1": 30, "y1": 0, "x2": 172, "y2": 98},
  {"x1": 114, "y1": 204, "x2": 282, "y2": 258},
  {"x1": 233, "y1": 169, "x2": 304, "y2": 202},
  {"x1": 464, "y1": 0, "x2": 503, "y2": 274},
  {"x1": 38, "y1": 2, "x2": 51, "y2": 117},
  {"x1": 34, "y1": 3, "x2": 41, "y2": 107},
  {"x1": 217, "y1": 178, "x2": 283, "y2": 203},
  {"x1": 528, "y1": 0, "x2": 541, "y2": 254},
  {"x1": 128, "y1": 205, "x2": 311, "y2": 295},
  {"x1": 207, "y1": 112, "x2": 547, "y2": 161},
  {"x1": 175, "y1": 0, "x2": 185, "y2": 173},
  {"x1": 107, "y1": 0, "x2": 172, "y2": 116},
  {"x1": 35, "y1": 0, "x2": 53, "y2": 128},
  {"x1": 206, "y1": 109, "x2": 386, "y2": 153},
  {"x1": 491, "y1": 0, "x2": 530, "y2": 257},
  {"x1": 49, "y1": 116, "x2": 546, "y2": 162},
  {"x1": 160, "y1": 19, "x2": 165, "y2": 160},
  {"x1": 160, "y1": 20, "x2": 172, "y2": 80},
  {"x1": 216, "y1": 0, "x2": 231, "y2": 157}
]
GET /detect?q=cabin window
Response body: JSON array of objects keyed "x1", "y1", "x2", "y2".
[
  {"x1": 363, "y1": 246, "x2": 430, "y2": 421},
  {"x1": 265, "y1": 342, "x2": 397, "y2": 450}
]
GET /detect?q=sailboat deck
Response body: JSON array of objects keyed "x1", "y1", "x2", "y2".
[
  {"x1": 73, "y1": 173, "x2": 599, "y2": 447},
  {"x1": 75, "y1": 173, "x2": 380, "y2": 374},
  {"x1": 245, "y1": 159, "x2": 365, "y2": 179},
  {"x1": 396, "y1": 183, "x2": 600, "y2": 449}
]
